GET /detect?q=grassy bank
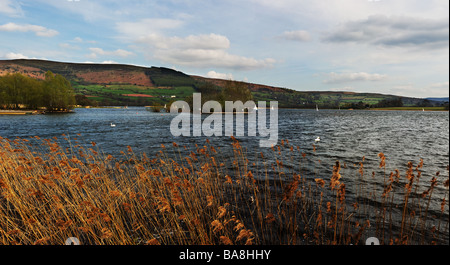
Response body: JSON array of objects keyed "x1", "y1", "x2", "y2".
[{"x1": 0, "y1": 136, "x2": 448, "y2": 245}]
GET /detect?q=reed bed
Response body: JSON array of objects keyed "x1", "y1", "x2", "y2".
[{"x1": 0, "y1": 135, "x2": 448, "y2": 245}]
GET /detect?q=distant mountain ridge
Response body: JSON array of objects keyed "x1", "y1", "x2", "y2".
[
  {"x1": 0, "y1": 59, "x2": 439, "y2": 108},
  {"x1": 426, "y1": 97, "x2": 449, "y2": 102}
]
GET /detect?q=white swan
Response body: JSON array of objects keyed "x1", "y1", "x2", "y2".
[
  {"x1": 111, "y1": 123, "x2": 116, "y2": 127},
  {"x1": 315, "y1": 137, "x2": 320, "y2": 142}
]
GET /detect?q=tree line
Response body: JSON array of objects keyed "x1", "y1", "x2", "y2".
[
  {"x1": 342, "y1": 98, "x2": 404, "y2": 110},
  {"x1": 183, "y1": 80, "x2": 254, "y2": 110},
  {"x1": 0, "y1": 71, "x2": 75, "y2": 111}
]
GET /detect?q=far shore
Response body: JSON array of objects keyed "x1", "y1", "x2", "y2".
[
  {"x1": 368, "y1": 106, "x2": 448, "y2": 111},
  {"x1": 0, "y1": 110, "x2": 41, "y2": 115},
  {"x1": 2, "y1": 106, "x2": 448, "y2": 115},
  {"x1": 0, "y1": 109, "x2": 74, "y2": 115}
]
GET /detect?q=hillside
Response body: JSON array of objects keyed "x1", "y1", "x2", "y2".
[
  {"x1": 0, "y1": 59, "x2": 434, "y2": 108},
  {"x1": 426, "y1": 97, "x2": 449, "y2": 103}
]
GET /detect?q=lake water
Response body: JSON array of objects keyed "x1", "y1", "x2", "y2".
[
  {"x1": 2, "y1": 107, "x2": 448, "y2": 173},
  {"x1": 1, "y1": 107, "x2": 449, "y2": 243}
]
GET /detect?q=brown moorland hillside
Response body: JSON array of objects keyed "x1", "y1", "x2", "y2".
[{"x1": 0, "y1": 59, "x2": 438, "y2": 108}]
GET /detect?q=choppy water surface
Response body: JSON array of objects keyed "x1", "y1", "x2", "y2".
[
  {"x1": 1, "y1": 107, "x2": 448, "y2": 243},
  {"x1": 2, "y1": 107, "x2": 447, "y2": 174}
]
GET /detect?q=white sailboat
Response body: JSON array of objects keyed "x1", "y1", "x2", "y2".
[{"x1": 316, "y1": 104, "x2": 319, "y2": 111}]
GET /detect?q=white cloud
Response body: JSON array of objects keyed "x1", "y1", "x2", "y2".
[
  {"x1": 115, "y1": 16, "x2": 275, "y2": 70},
  {"x1": 429, "y1": 81, "x2": 449, "y2": 89},
  {"x1": 251, "y1": 0, "x2": 449, "y2": 26},
  {"x1": 0, "y1": 22, "x2": 59, "y2": 37},
  {"x1": 33, "y1": 0, "x2": 113, "y2": 22},
  {"x1": 0, "y1": 0, "x2": 23, "y2": 17},
  {"x1": 154, "y1": 48, "x2": 275, "y2": 70},
  {"x1": 426, "y1": 81, "x2": 450, "y2": 96},
  {"x1": 81, "y1": 60, "x2": 119, "y2": 64},
  {"x1": 114, "y1": 13, "x2": 276, "y2": 70},
  {"x1": 207, "y1": 71, "x2": 234, "y2": 80},
  {"x1": 116, "y1": 18, "x2": 184, "y2": 39},
  {"x1": 87, "y1": 47, "x2": 134, "y2": 59},
  {"x1": 324, "y1": 72, "x2": 388, "y2": 84},
  {"x1": 3, "y1": 52, "x2": 29, "y2": 59},
  {"x1": 101, "y1": 60, "x2": 119, "y2": 64},
  {"x1": 71, "y1": 36, "x2": 96, "y2": 44},
  {"x1": 59, "y1": 43, "x2": 80, "y2": 50},
  {"x1": 280, "y1": 30, "x2": 311, "y2": 41},
  {"x1": 138, "y1": 33, "x2": 230, "y2": 50},
  {"x1": 323, "y1": 15, "x2": 449, "y2": 49},
  {"x1": 329, "y1": 86, "x2": 355, "y2": 92},
  {"x1": 137, "y1": 33, "x2": 275, "y2": 70},
  {"x1": 388, "y1": 82, "x2": 449, "y2": 98}
]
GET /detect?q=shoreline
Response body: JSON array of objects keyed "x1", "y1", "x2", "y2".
[
  {"x1": 368, "y1": 107, "x2": 448, "y2": 111},
  {"x1": 2, "y1": 107, "x2": 447, "y2": 115},
  {"x1": 0, "y1": 109, "x2": 74, "y2": 115},
  {"x1": 0, "y1": 110, "x2": 40, "y2": 115}
]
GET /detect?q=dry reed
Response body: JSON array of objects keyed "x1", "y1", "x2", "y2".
[{"x1": 0, "y1": 135, "x2": 448, "y2": 245}]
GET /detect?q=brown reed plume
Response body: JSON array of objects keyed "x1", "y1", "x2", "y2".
[{"x1": 0, "y1": 135, "x2": 448, "y2": 245}]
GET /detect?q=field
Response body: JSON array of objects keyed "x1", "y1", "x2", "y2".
[
  {"x1": 0, "y1": 135, "x2": 448, "y2": 245},
  {"x1": 73, "y1": 84, "x2": 196, "y2": 106},
  {"x1": 251, "y1": 91, "x2": 405, "y2": 109}
]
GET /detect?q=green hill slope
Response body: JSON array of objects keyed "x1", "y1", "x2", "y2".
[{"x1": 0, "y1": 59, "x2": 437, "y2": 108}]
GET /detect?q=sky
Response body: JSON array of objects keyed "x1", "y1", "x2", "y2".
[{"x1": 0, "y1": 0, "x2": 448, "y2": 98}]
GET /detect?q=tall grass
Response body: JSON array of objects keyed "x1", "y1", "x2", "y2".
[{"x1": 0, "y1": 135, "x2": 448, "y2": 245}]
